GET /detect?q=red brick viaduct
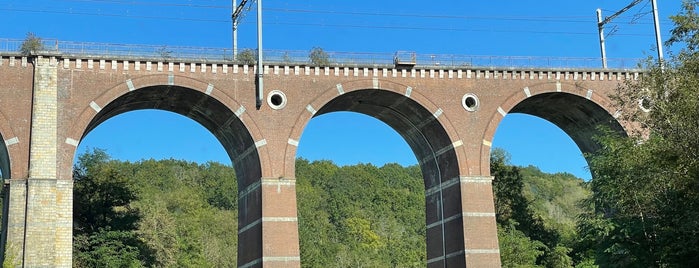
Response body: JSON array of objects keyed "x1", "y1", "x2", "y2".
[{"x1": 0, "y1": 43, "x2": 639, "y2": 267}]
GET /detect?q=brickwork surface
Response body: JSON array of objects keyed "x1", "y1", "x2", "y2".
[{"x1": 0, "y1": 53, "x2": 639, "y2": 267}]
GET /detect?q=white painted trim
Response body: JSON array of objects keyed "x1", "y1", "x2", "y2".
[
  {"x1": 306, "y1": 104, "x2": 317, "y2": 115},
  {"x1": 432, "y1": 108, "x2": 443, "y2": 119},
  {"x1": 263, "y1": 217, "x2": 298, "y2": 222},
  {"x1": 465, "y1": 249, "x2": 500, "y2": 254},
  {"x1": 126, "y1": 79, "x2": 135, "y2": 91},
  {"x1": 460, "y1": 176, "x2": 495, "y2": 183},
  {"x1": 234, "y1": 105, "x2": 246, "y2": 117},
  {"x1": 4, "y1": 137, "x2": 19, "y2": 146},
  {"x1": 263, "y1": 256, "x2": 301, "y2": 262},
  {"x1": 65, "y1": 138, "x2": 79, "y2": 147},
  {"x1": 425, "y1": 176, "x2": 460, "y2": 196},
  {"x1": 336, "y1": 83, "x2": 344, "y2": 95},
  {"x1": 89, "y1": 101, "x2": 102, "y2": 113},
  {"x1": 255, "y1": 139, "x2": 267, "y2": 148},
  {"x1": 497, "y1": 107, "x2": 507, "y2": 117},
  {"x1": 238, "y1": 218, "x2": 262, "y2": 234},
  {"x1": 287, "y1": 139, "x2": 299, "y2": 147}
]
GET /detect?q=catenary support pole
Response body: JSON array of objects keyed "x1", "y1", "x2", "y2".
[
  {"x1": 256, "y1": 0, "x2": 263, "y2": 109},
  {"x1": 596, "y1": 8, "x2": 608, "y2": 69},
  {"x1": 232, "y1": 0, "x2": 237, "y2": 60},
  {"x1": 651, "y1": 0, "x2": 664, "y2": 65}
]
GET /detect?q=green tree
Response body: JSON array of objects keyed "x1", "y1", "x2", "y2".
[
  {"x1": 498, "y1": 221, "x2": 545, "y2": 268},
  {"x1": 580, "y1": 1, "x2": 699, "y2": 266},
  {"x1": 491, "y1": 148, "x2": 579, "y2": 268},
  {"x1": 72, "y1": 149, "x2": 152, "y2": 267},
  {"x1": 309, "y1": 47, "x2": 331, "y2": 66},
  {"x1": 72, "y1": 151, "x2": 239, "y2": 267},
  {"x1": 296, "y1": 159, "x2": 425, "y2": 267},
  {"x1": 19, "y1": 32, "x2": 44, "y2": 55},
  {"x1": 236, "y1": 48, "x2": 257, "y2": 65}
]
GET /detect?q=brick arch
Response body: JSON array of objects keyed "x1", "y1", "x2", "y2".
[
  {"x1": 480, "y1": 80, "x2": 626, "y2": 175},
  {"x1": 285, "y1": 78, "x2": 472, "y2": 265},
  {"x1": 64, "y1": 74, "x2": 267, "y2": 177},
  {"x1": 284, "y1": 79, "x2": 467, "y2": 177},
  {"x1": 63, "y1": 73, "x2": 272, "y2": 267}
]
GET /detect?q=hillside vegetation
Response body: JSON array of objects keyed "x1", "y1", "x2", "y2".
[{"x1": 57, "y1": 148, "x2": 592, "y2": 267}]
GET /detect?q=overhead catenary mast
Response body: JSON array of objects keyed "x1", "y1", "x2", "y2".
[
  {"x1": 596, "y1": 0, "x2": 664, "y2": 68},
  {"x1": 232, "y1": 0, "x2": 238, "y2": 60},
  {"x1": 232, "y1": 0, "x2": 264, "y2": 109}
]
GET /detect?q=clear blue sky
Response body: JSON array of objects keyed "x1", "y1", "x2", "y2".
[{"x1": 1, "y1": 0, "x2": 683, "y2": 180}]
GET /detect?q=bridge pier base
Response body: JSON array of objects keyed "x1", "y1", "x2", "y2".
[
  {"x1": 260, "y1": 177, "x2": 300, "y2": 267},
  {"x1": 427, "y1": 175, "x2": 501, "y2": 268},
  {"x1": 2, "y1": 178, "x2": 72, "y2": 268},
  {"x1": 238, "y1": 177, "x2": 301, "y2": 268},
  {"x1": 459, "y1": 176, "x2": 501, "y2": 267}
]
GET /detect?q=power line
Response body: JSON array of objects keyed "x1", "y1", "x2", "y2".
[
  {"x1": 56, "y1": 0, "x2": 230, "y2": 9},
  {"x1": 0, "y1": 7, "x2": 227, "y2": 23},
  {"x1": 20, "y1": 0, "x2": 674, "y2": 25},
  {"x1": 263, "y1": 21, "x2": 653, "y2": 37},
  {"x1": 0, "y1": 6, "x2": 657, "y2": 38}
]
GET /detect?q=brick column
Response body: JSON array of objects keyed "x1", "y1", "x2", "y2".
[
  {"x1": 237, "y1": 177, "x2": 301, "y2": 268},
  {"x1": 260, "y1": 177, "x2": 300, "y2": 267},
  {"x1": 459, "y1": 176, "x2": 501, "y2": 267},
  {"x1": 20, "y1": 56, "x2": 72, "y2": 267}
]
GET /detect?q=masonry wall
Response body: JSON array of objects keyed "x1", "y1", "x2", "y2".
[{"x1": 0, "y1": 53, "x2": 636, "y2": 267}]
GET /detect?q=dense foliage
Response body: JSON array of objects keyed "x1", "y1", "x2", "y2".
[
  {"x1": 577, "y1": 1, "x2": 699, "y2": 267},
  {"x1": 72, "y1": 149, "x2": 238, "y2": 267},
  {"x1": 66, "y1": 148, "x2": 591, "y2": 267},
  {"x1": 491, "y1": 148, "x2": 590, "y2": 267},
  {"x1": 296, "y1": 159, "x2": 426, "y2": 267},
  {"x1": 69, "y1": 152, "x2": 429, "y2": 267}
]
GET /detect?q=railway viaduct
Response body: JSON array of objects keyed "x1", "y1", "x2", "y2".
[{"x1": 0, "y1": 43, "x2": 639, "y2": 267}]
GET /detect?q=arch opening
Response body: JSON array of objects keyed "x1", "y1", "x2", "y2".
[
  {"x1": 508, "y1": 92, "x2": 625, "y2": 156},
  {"x1": 493, "y1": 114, "x2": 590, "y2": 180},
  {"x1": 489, "y1": 92, "x2": 626, "y2": 266},
  {"x1": 83, "y1": 85, "x2": 260, "y2": 186},
  {"x1": 296, "y1": 111, "x2": 424, "y2": 266},
  {"x1": 76, "y1": 85, "x2": 261, "y2": 266},
  {"x1": 296, "y1": 89, "x2": 465, "y2": 266}
]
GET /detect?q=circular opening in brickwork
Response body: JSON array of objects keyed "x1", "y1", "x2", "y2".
[
  {"x1": 639, "y1": 96, "x2": 652, "y2": 113},
  {"x1": 462, "y1": 93, "x2": 479, "y2": 112},
  {"x1": 267, "y1": 90, "x2": 287, "y2": 110}
]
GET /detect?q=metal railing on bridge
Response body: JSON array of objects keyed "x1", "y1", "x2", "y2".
[{"x1": 0, "y1": 38, "x2": 642, "y2": 70}]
